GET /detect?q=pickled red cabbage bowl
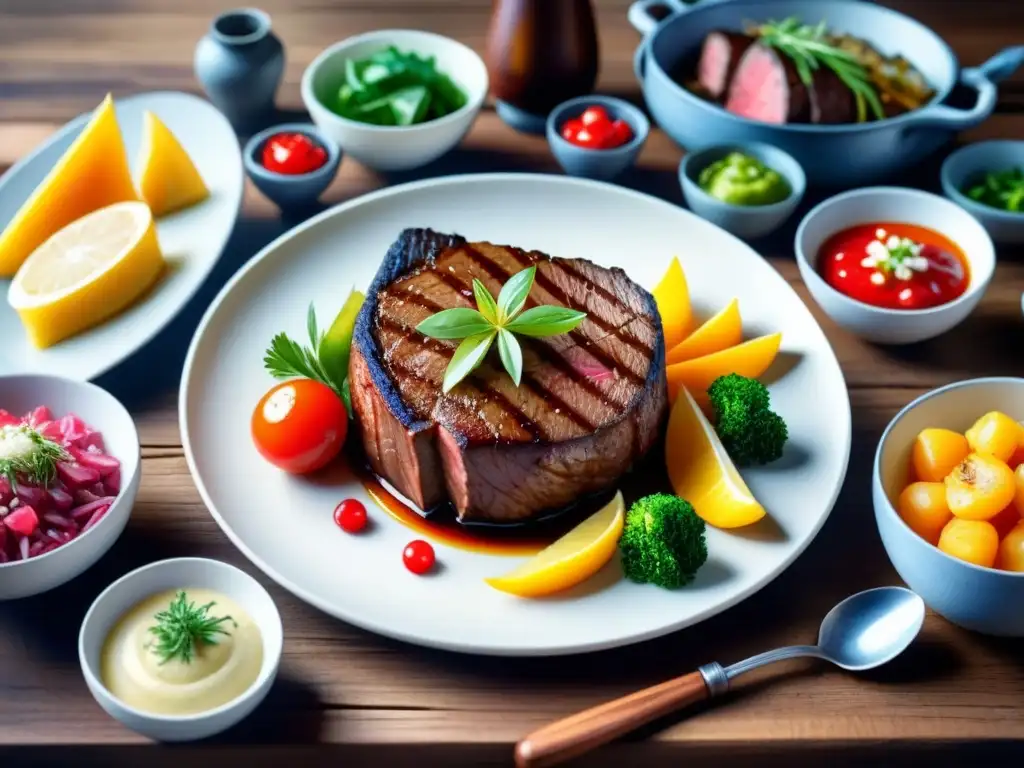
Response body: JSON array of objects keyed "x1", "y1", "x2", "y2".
[{"x1": 0, "y1": 375, "x2": 140, "y2": 600}]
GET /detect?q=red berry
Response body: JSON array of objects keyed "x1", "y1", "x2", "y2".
[
  {"x1": 334, "y1": 499, "x2": 368, "y2": 534},
  {"x1": 402, "y1": 540, "x2": 435, "y2": 575}
]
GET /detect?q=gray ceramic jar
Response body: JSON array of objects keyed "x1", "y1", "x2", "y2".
[{"x1": 194, "y1": 8, "x2": 284, "y2": 135}]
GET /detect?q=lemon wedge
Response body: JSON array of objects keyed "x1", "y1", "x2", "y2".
[
  {"x1": 665, "y1": 386, "x2": 766, "y2": 528},
  {"x1": 485, "y1": 491, "x2": 625, "y2": 598},
  {"x1": 136, "y1": 111, "x2": 209, "y2": 217},
  {"x1": 8, "y1": 201, "x2": 165, "y2": 348}
]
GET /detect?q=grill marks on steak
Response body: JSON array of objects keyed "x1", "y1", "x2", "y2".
[
  {"x1": 349, "y1": 228, "x2": 667, "y2": 523},
  {"x1": 375, "y1": 241, "x2": 655, "y2": 443}
]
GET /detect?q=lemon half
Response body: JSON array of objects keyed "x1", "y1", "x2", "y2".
[{"x1": 8, "y1": 201, "x2": 165, "y2": 348}]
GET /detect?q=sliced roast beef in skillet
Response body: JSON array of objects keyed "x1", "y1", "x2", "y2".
[{"x1": 349, "y1": 228, "x2": 668, "y2": 524}]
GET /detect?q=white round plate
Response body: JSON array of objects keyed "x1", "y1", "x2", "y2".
[
  {"x1": 181, "y1": 174, "x2": 851, "y2": 656},
  {"x1": 0, "y1": 91, "x2": 243, "y2": 380}
]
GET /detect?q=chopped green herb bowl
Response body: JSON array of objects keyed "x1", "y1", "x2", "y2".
[
  {"x1": 301, "y1": 29, "x2": 488, "y2": 172},
  {"x1": 941, "y1": 140, "x2": 1024, "y2": 245},
  {"x1": 79, "y1": 558, "x2": 283, "y2": 742}
]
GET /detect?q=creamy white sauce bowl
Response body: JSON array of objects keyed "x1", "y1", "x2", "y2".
[{"x1": 79, "y1": 557, "x2": 283, "y2": 741}]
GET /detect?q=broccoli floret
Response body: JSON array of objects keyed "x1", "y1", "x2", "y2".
[
  {"x1": 707, "y1": 373, "x2": 788, "y2": 467},
  {"x1": 619, "y1": 494, "x2": 707, "y2": 589}
]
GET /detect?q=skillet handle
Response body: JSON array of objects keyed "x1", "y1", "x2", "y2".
[
  {"x1": 627, "y1": 0, "x2": 688, "y2": 37},
  {"x1": 903, "y1": 46, "x2": 1024, "y2": 132},
  {"x1": 630, "y1": 0, "x2": 693, "y2": 82}
]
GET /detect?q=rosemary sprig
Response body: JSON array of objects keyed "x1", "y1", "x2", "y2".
[
  {"x1": 0, "y1": 424, "x2": 70, "y2": 489},
  {"x1": 754, "y1": 17, "x2": 884, "y2": 123},
  {"x1": 146, "y1": 591, "x2": 236, "y2": 665}
]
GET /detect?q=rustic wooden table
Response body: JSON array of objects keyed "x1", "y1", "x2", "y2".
[{"x1": 1, "y1": 1, "x2": 1023, "y2": 765}]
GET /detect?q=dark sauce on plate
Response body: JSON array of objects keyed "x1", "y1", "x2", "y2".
[{"x1": 353, "y1": 446, "x2": 672, "y2": 556}]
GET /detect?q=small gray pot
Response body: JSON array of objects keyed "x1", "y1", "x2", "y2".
[{"x1": 194, "y1": 8, "x2": 285, "y2": 135}]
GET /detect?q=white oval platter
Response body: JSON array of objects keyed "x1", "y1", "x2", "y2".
[
  {"x1": 181, "y1": 173, "x2": 851, "y2": 656},
  {"x1": 0, "y1": 91, "x2": 243, "y2": 380}
]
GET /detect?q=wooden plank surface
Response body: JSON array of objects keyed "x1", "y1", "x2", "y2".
[{"x1": 1, "y1": 0, "x2": 1024, "y2": 764}]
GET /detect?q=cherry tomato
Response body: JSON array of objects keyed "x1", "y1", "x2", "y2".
[
  {"x1": 561, "y1": 107, "x2": 633, "y2": 150},
  {"x1": 334, "y1": 498, "x2": 368, "y2": 533},
  {"x1": 261, "y1": 132, "x2": 328, "y2": 175},
  {"x1": 608, "y1": 119, "x2": 634, "y2": 147},
  {"x1": 251, "y1": 379, "x2": 347, "y2": 474},
  {"x1": 402, "y1": 540, "x2": 435, "y2": 575},
  {"x1": 580, "y1": 106, "x2": 609, "y2": 127},
  {"x1": 560, "y1": 118, "x2": 583, "y2": 142},
  {"x1": 571, "y1": 127, "x2": 605, "y2": 149}
]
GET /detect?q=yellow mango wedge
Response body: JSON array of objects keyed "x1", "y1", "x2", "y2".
[
  {"x1": 485, "y1": 491, "x2": 625, "y2": 598},
  {"x1": 0, "y1": 94, "x2": 139, "y2": 277},
  {"x1": 666, "y1": 386, "x2": 766, "y2": 529},
  {"x1": 666, "y1": 332, "x2": 782, "y2": 406},
  {"x1": 136, "y1": 111, "x2": 209, "y2": 216},
  {"x1": 666, "y1": 298, "x2": 742, "y2": 365},
  {"x1": 652, "y1": 257, "x2": 691, "y2": 349}
]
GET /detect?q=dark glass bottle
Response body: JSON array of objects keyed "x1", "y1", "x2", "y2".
[{"x1": 485, "y1": 0, "x2": 600, "y2": 133}]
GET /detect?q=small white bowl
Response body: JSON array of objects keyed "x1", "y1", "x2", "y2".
[
  {"x1": 79, "y1": 557, "x2": 283, "y2": 742},
  {"x1": 0, "y1": 375, "x2": 140, "y2": 600},
  {"x1": 301, "y1": 29, "x2": 488, "y2": 172},
  {"x1": 795, "y1": 187, "x2": 996, "y2": 345},
  {"x1": 874, "y1": 377, "x2": 1024, "y2": 637}
]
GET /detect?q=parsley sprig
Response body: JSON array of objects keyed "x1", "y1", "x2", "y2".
[
  {"x1": 264, "y1": 303, "x2": 339, "y2": 394},
  {"x1": 263, "y1": 291, "x2": 365, "y2": 413},
  {"x1": 146, "y1": 591, "x2": 236, "y2": 665},
  {"x1": 415, "y1": 266, "x2": 587, "y2": 392},
  {"x1": 754, "y1": 17, "x2": 884, "y2": 122}
]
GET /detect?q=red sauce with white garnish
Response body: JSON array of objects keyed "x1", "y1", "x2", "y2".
[{"x1": 817, "y1": 222, "x2": 969, "y2": 311}]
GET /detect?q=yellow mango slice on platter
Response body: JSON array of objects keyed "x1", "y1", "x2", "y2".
[
  {"x1": 136, "y1": 110, "x2": 209, "y2": 216},
  {"x1": 666, "y1": 298, "x2": 742, "y2": 365},
  {"x1": 666, "y1": 332, "x2": 782, "y2": 405},
  {"x1": 652, "y1": 256, "x2": 691, "y2": 350},
  {"x1": 0, "y1": 94, "x2": 138, "y2": 277}
]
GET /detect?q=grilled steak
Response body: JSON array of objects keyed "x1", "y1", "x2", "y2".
[{"x1": 349, "y1": 228, "x2": 668, "y2": 524}]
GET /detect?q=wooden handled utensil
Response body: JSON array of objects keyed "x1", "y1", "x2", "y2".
[{"x1": 514, "y1": 586, "x2": 926, "y2": 767}]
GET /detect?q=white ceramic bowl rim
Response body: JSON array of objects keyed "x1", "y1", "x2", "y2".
[
  {"x1": 679, "y1": 141, "x2": 806, "y2": 214},
  {"x1": 941, "y1": 141, "x2": 1024, "y2": 223},
  {"x1": 546, "y1": 95, "x2": 651, "y2": 156},
  {"x1": 794, "y1": 186, "x2": 996, "y2": 318},
  {"x1": 874, "y1": 376, "x2": 1024, "y2": 579},
  {"x1": 0, "y1": 376, "x2": 140, "y2": 572},
  {"x1": 243, "y1": 122, "x2": 341, "y2": 182},
  {"x1": 300, "y1": 28, "x2": 489, "y2": 134},
  {"x1": 78, "y1": 557, "x2": 284, "y2": 722}
]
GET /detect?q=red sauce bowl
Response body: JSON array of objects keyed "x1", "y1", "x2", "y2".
[
  {"x1": 243, "y1": 123, "x2": 342, "y2": 210},
  {"x1": 795, "y1": 187, "x2": 995, "y2": 345}
]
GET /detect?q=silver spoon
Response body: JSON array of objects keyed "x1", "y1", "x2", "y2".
[{"x1": 514, "y1": 586, "x2": 926, "y2": 768}]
